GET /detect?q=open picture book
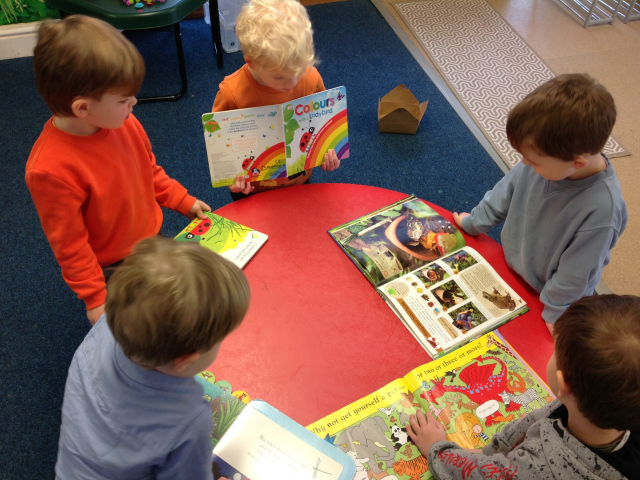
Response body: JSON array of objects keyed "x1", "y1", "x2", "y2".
[
  {"x1": 202, "y1": 86, "x2": 349, "y2": 188},
  {"x1": 307, "y1": 332, "x2": 553, "y2": 480},
  {"x1": 329, "y1": 196, "x2": 528, "y2": 358},
  {"x1": 194, "y1": 376, "x2": 356, "y2": 480},
  {"x1": 174, "y1": 212, "x2": 267, "y2": 268}
]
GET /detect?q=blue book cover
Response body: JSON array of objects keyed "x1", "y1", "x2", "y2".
[{"x1": 212, "y1": 400, "x2": 356, "y2": 480}]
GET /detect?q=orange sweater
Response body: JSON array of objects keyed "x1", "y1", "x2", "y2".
[
  {"x1": 25, "y1": 115, "x2": 195, "y2": 310},
  {"x1": 212, "y1": 65, "x2": 325, "y2": 191}
]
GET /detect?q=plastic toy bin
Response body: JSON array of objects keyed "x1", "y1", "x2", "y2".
[{"x1": 204, "y1": 0, "x2": 248, "y2": 53}]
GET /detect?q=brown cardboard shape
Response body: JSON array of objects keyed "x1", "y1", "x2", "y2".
[{"x1": 378, "y1": 84, "x2": 428, "y2": 134}]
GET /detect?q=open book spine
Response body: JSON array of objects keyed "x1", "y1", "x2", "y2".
[
  {"x1": 307, "y1": 332, "x2": 553, "y2": 480},
  {"x1": 377, "y1": 246, "x2": 528, "y2": 358}
]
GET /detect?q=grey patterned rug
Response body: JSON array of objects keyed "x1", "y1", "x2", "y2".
[{"x1": 392, "y1": 0, "x2": 630, "y2": 168}]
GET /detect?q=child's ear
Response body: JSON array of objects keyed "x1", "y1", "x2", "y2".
[
  {"x1": 572, "y1": 155, "x2": 589, "y2": 171},
  {"x1": 556, "y1": 370, "x2": 572, "y2": 399},
  {"x1": 244, "y1": 56, "x2": 255, "y2": 69},
  {"x1": 172, "y1": 352, "x2": 201, "y2": 372},
  {"x1": 70, "y1": 97, "x2": 90, "y2": 118}
]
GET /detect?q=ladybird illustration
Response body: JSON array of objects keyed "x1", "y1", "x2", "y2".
[
  {"x1": 185, "y1": 218, "x2": 211, "y2": 239},
  {"x1": 204, "y1": 120, "x2": 220, "y2": 133},
  {"x1": 241, "y1": 156, "x2": 255, "y2": 170},
  {"x1": 299, "y1": 127, "x2": 315, "y2": 152}
]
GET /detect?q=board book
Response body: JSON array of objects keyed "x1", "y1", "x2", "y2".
[
  {"x1": 197, "y1": 374, "x2": 356, "y2": 480},
  {"x1": 196, "y1": 373, "x2": 356, "y2": 480},
  {"x1": 307, "y1": 332, "x2": 553, "y2": 480},
  {"x1": 202, "y1": 86, "x2": 349, "y2": 188},
  {"x1": 174, "y1": 212, "x2": 267, "y2": 268},
  {"x1": 329, "y1": 196, "x2": 528, "y2": 358}
]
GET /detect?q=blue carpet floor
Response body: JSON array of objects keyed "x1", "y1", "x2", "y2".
[{"x1": 0, "y1": 0, "x2": 504, "y2": 476}]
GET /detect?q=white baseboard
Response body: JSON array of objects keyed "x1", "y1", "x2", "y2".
[{"x1": 0, "y1": 21, "x2": 51, "y2": 60}]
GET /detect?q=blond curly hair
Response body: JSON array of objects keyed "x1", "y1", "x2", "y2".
[{"x1": 236, "y1": 0, "x2": 317, "y2": 76}]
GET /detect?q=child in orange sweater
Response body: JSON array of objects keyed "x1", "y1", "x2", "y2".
[
  {"x1": 26, "y1": 16, "x2": 210, "y2": 324},
  {"x1": 212, "y1": 0, "x2": 341, "y2": 200}
]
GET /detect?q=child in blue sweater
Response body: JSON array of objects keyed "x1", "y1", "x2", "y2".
[
  {"x1": 55, "y1": 237, "x2": 250, "y2": 479},
  {"x1": 453, "y1": 74, "x2": 627, "y2": 334}
]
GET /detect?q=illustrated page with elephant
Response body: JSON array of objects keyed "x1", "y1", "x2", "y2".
[{"x1": 307, "y1": 332, "x2": 552, "y2": 480}]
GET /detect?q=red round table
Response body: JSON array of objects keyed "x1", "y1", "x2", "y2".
[{"x1": 209, "y1": 183, "x2": 554, "y2": 427}]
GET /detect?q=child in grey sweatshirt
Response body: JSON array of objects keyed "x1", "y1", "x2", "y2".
[
  {"x1": 407, "y1": 295, "x2": 640, "y2": 480},
  {"x1": 453, "y1": 74, "x2": 627, "y2": 335}
]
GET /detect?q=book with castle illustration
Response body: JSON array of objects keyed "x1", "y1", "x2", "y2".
[
  {"x1": 202, "y1": 86, "x2": 349, "y2": 188},
  {"x1": 329, "y1": 196, "x2": 528, "y2": 358},
  {"x1": 174, "y1": 212, "x2": 267, "y2": 268},
  {"x1": 307, "y1": 332, "x2": 554, "y2": 480}
]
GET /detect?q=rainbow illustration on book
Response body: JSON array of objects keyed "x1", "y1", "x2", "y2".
[
  {"x1": 244, "y1": 142, "x2": 288, "y2": 183},
  {"x1": 202, "y1": 87, "x2": 348, "y2": 187},
  {"x1": 283, "y1": 86, "x2": 349, "y2": 177},
  {"x1": 304, "y1": 109, "x2": 349, "y2": 170}
]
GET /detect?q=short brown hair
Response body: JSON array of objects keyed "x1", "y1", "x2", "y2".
[
  {"x1": 34, "y1": 15, "x2": 145, "y2": 116},
  {"x1": 106, "y1": 237, "x2": 250, "y2": 368},
  {"x1": 507, "y1": 74, "x2": 616, "y2": 161},
  {"x1": 554, "y1": 295, "x2": 640, "y2": 431}
]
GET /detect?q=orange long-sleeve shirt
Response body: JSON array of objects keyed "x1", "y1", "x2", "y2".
[
  {"x1": 212, "y1": 65, "x2": 325, "y2": 191},
  {"x1": 25, "y1": 115, "x2": 195, "y2": 310}
]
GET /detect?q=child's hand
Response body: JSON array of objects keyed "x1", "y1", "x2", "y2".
[
  {"x1": 322, "y1": 149, "x2": 340, "y2": 171},
  {"x1": 407, "y1": 410, "x2": 447, "y2": 456},
  {"x1": 87, "y1": 304, "x2": 105, "y2": 325},
  {"x1": 188, "y1": 199, "x2": 212, "y2": 220},
  {"x1": 229, "y1": 176, "x2": 254, "y2": 195},
  {"x1": 453, "y1": 212, "x2": 470, "y2": 229}
]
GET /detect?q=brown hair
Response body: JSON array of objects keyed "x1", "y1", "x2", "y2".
[
  {"x1": 106, "y1": 236, "x2": 250, "y2": 368},
  {"x1": 506, "y1": 74, "x2": 616, "y2": 161},
  {"x1": 33, "y1": 15, "x2": 145, "y2": 117},
  {"x1": 554, "y1": 295, "x2": 640, "y2": 431}
]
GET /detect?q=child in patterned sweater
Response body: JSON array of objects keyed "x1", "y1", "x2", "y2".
[{"x1": 407, "y1": 295, "x2": 640, "y2": 480}]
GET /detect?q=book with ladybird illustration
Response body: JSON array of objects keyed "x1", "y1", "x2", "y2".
[
  {"x1": 174, "y1": 212, "x2": 267, "y2": 268},
  {"x1": 202, "y1": 86, "x2": 349, "y2": 188},
  {"x1": 329, "y1": 196, "x2": 528, "y2": 358}
]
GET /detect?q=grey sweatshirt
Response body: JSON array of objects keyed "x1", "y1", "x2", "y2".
[
  {"x1": 428, "y1": 400, "x2": 635, "y2": 480},
  {"x1": 461, "y1": 156, "x2": 627, "y2": 323}
]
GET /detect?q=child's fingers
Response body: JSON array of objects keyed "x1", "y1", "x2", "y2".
[
  {"x1": 323, "y1": 150, "x2": 339, "y2": 171},
  {"x1": 409, "y1": 413, "x2": 422, "y2": 433},
  {"x1": 241, "y1": 182, "x2": 253, "y2": 195},
  {"x1": 416, "y1": 409, "x2": 428, "y2": 428},
  {"x1": 406, "y1": 421, "x2": 417, "y2": 441},
  {"x1": 200, "y1": 201, "x2": 211, "y2": 212}
]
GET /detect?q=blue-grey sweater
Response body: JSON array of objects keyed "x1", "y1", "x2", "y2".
[{"x1": 461, "y1": 156, "x2": 627, "y2": 323}]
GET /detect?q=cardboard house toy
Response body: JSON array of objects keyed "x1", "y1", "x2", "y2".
[{"x1": 378, "y1": 84, "x2": 428, "y2": 134}]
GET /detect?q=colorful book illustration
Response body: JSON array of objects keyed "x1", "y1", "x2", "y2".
[
  {"x1": 210, "y1": 400, "x2": 357, "y2": 480},
  {"x1": 330, "y1": 196, "x2": 528, "y2": 357},
  {"x1": 174, "y1": 212, "x2": 267, "y2": 268},
  {"x1": 307, "y1": 332, "x2": 553, "y2": 480},
  {"x1": 202, "y1": 86, "x2": 349, "y2": 188},
  {"x1": 196, "y1": 371, "x2": 251, "y2": 449}
]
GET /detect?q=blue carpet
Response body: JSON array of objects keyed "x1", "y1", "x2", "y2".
[{"x1": 0, "y1": 0, "x2": 504, "y2": 476}]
